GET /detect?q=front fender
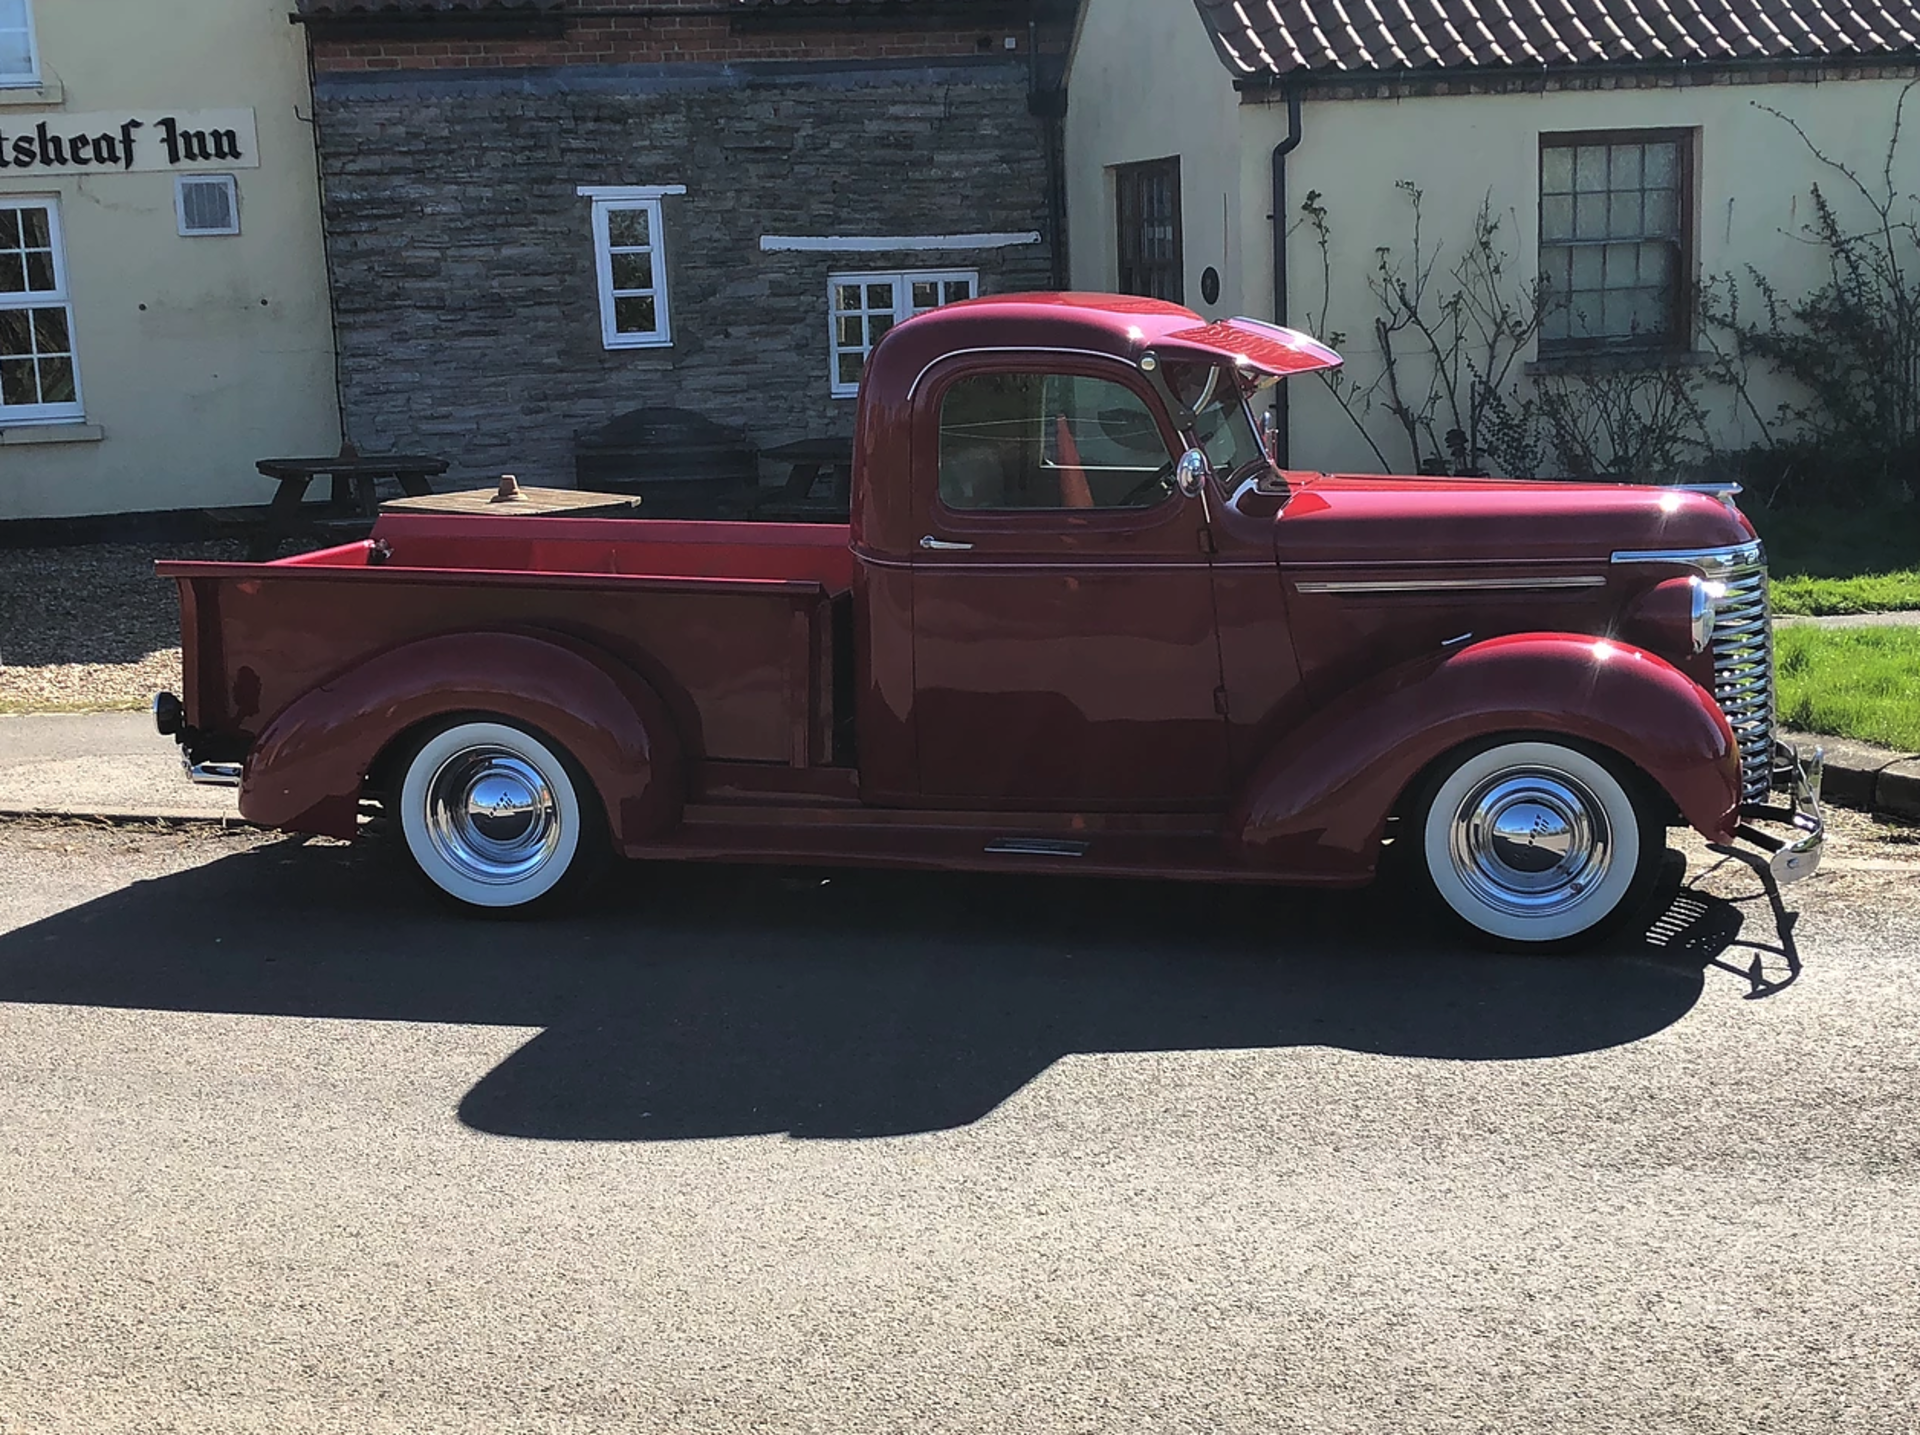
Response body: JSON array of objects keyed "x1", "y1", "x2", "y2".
[
  {"x1": 1229, "y1": 633, "x2": 1740, "y2": 881},
  {"x1": 240, "y1": 629, "x2": 684, "y2": 843}
]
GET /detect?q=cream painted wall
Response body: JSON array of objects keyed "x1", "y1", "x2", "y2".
[
  {"x1": 0, "y1": 0, "x2": 338, "y2": 520},
  {"x1": 1065, "y1": 6, "x2": 1913, "y2": 477},
  {"x1": 1065, "y1": 0, "x2": 1245, "y2": 316},
  {"x1": 1246, "y1": 80, "x2": 1915, "y2": 474}
]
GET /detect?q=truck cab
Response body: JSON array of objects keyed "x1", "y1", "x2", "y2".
[{"x1": 154, "y1": 293, "x2": 1824, "y2": 950}]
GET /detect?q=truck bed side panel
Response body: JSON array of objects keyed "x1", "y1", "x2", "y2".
[{"x1": 167, "y1": 567, "x2": 828, "y2": 765}]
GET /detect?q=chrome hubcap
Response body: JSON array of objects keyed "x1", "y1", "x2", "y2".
[
  {"x1": 1448, "y1": 767, "x2": 1612, "y2": 916},
  {"x1": 423, "y1": 746, "x2": 562, "y2": 886}
]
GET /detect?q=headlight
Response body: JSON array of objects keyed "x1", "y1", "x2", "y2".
[{"x1": 1690, "y1": 576, "x2": 1724, "y2": 654}]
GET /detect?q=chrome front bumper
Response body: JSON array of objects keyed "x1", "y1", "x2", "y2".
[{"x1": 1733, "y1": 739, "x2": 1825, "y2": 884}]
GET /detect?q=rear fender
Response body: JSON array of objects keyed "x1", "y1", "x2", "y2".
[
  {"x1": 1229, "y1": 633, "x2": 1740, "y2": 880},
  {"x1": 241, "y1": 629, "x2": 684, "y2": 843}
]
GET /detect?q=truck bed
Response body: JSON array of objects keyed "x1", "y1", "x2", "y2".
[{"x1": 157, "y1": 513, "x2": 855, "y2": 769}]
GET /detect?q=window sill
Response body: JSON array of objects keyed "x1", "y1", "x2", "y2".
[
  {"x1": 0, "y1": 422, "x2": 103, "y2": 446},
  {"x1": 1527, "y1": 349, "x2": 1711, "y2": 377},
  {"x1": 602, "y1": 336, "x2": 674, "y2": 352},
  {"x1": 0, "y1": 77, "x2": 64, "y2": 106}
]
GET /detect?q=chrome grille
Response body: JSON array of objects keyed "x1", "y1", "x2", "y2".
[
  {"x1": 1710, "y1": 558, "x2": 1775, "y2": 804},
  {"x1": 1612, "y1": 540, "x2": 1776, "y2": 807}
]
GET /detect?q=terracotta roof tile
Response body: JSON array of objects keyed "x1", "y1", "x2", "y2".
[{"x1": 1191, "y1": 0, "x2": 1920, "y2": 71}]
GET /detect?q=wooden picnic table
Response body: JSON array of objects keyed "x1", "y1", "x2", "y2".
[
  {"x1": 245, "y1": 448, "x2": 450, "y2": 559},
  {"x1": 752, "y1": 437, "x2": 854, "y2": 522}
]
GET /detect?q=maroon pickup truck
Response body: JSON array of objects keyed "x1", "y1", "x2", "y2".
[{"x1": 153, "y1": 293, "x2": 1822, "y2": 949}]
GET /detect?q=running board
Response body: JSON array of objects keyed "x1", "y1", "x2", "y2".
[{"x1": 983, "y1": 837, "x2": 1089, "y2": 858}]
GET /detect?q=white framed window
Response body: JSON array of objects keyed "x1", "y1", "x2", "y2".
[
  {"x1": 176, "y1": 174, "x2": 240, "y2": 237},
  {"x1": 580, "y1": 184, "x2": 683, "y2": 350},
  {"x1": 0, "y1": 198, "x2": 83, "y2": 424},
  {"x1": 0, "y1": 0, "x2": 38, "y2": 87},
  {"x1": 828, "y1": 269, "x2": 977, "y2": 397}
]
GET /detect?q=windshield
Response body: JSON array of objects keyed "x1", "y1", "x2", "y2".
[{"x1": 1167, "y1": 364, "x2": 1269, "y2": 475}]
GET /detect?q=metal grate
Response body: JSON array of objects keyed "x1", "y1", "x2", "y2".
[
  {"x1": 175, "y1": 175, "x2": 238, "y2": 237},
  {"x1": 1710, "y1": 558, "x2": 1775, "y2": 804}
]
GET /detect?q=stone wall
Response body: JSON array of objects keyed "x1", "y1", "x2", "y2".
[{"x1": 313, "y1": 60, "x2": 1058, "y2": 488}]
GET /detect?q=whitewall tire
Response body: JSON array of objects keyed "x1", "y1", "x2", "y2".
[
  {"x1": 397, "y1": 719, "x2": 600, "y2": 913},
  {"x1": 1413, "y1": 739, "x2": 1662, "y2": 950}
]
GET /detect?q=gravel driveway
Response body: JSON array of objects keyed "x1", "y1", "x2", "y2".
[{"x1": 0, "y1": 542, "x2": 245, "y2": 715}]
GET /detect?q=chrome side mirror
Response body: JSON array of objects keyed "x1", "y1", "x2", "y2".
[{"x1": 1175, "y1": 447, "x2": 1211, "y2": 499}]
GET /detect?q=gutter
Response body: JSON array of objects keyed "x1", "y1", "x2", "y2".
[{"x1": 1267, "y1": 78, "x2": 1303, "y2": 467}]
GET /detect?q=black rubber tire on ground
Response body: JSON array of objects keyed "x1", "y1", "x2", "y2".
[
  {"x1": 1406, "y1": 735, "x2": 1668, "y2": 952},
  {"x1": 390, "y1": 716, "x2": 612, "y2": 917}
]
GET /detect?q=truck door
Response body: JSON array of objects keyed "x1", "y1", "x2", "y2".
[{"x1": 908, "y1": 357, "x2": 1229, "y2": 808}]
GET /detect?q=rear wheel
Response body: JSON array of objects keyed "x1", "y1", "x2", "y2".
[
  {"x1": 396, "y1": 718, "x2": 606, "y2": 913},
  {"x1": 1412, "y1": 738, "x2": 1663, "y2": 951}
]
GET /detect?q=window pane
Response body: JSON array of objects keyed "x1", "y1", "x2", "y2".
[
  {"x1": 939, "y1": 372, "x2": 1170, "y2": 511},
  {"x1": 31, "y1": 307, "x2": 68, "y2": 354},
  {"x1": 606, "y1": 207, "x2": 650, "y2": 248},
  {"x1": 0, "y1": 31, "x2": 30, "y2": 79},
  {"x1": 0, "y1": 308, "x2": 27, "y2": 355},
  {"x1": 35, "y1": 353, "x2": 74, "y2": 404},
  {"x1": 837, "y1": 351, "x2": 864, "y2": 386},
  {"x1": 1640, "y1": 242, "x2": 1672, "y2": 284},
  {"x1": 609, "y1": 252, "x2": 652, "y2": 292},
  {"x1": 19, "y1": 207, "x2": 49, "y2": 249},
  {"x1": 1541, "y1": 302, "x2": 1569, "y2": 340},
  {"x1": 1541, "y1": 146, "x2": 1573, "y2": 194},
  {"x1": 1574, "y1": 146, "x2": 1608, "y2": 191},
  {"x1": 613, "y1": 294, "x2": 657, "y2": 335},
  {"x1": 835, "y1": 284, "x2": 862, "y2": 312},
  {"x1": 1644, "y1": 188, "x2": 1678, "y2": 237},
  {"x1": 0, "y1": 208, "x2": 17, "y2": 247},
  {"x1": 868, "y1": 311, "x2": 894, "y2": 341},
  {"x1": 1570, "y1": 245, "x2": 1604, "y2": 290},
  {"x1": 1644, "y1": 142, "x2": 1678, "y2": 187},
  {"x1": 0, "y1": 357, "x2": 35, "y2": 405},
  {"x1": 944, "y1": 280, "x2": 972, "y2": 304},
  {"x1": 1603, "y1": 242, "x2": 1639, "y2": 287},
  {"x1": 836, "y1": 314, "x2": 864, "y2": 348},
  {"x1": 865, "y1": 283, "x2": 892, "y2": 309},
  {"x1": 1541, "y1": 194, "x2": 1573, "y2": 242},
  {"x1": 1574, "y1": 193, "x2": 1607, "y2": 239},
  {"x1": 24, "y1": 250, "x2": 54, "y2": 291},
  {"x1": 0, "y1": 253, "x2": 23, "y2": 295},
  {"x1": 1610, "y1": 143, "x2": 1642, "y2": 190},
  {"x1": 1608, "y1": 191, "x2": 1642, "y2": 236},
  {"x1": 910, "y1": 280, "x2": 938, "y2": 309}
]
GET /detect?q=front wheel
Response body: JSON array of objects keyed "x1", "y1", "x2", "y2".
[
  {"x1": 396, "y1": 718, "x2": 607, "y2": 914},
  {"x1": 1411, "y1": 738, "x2": 1664, "y2": 951}
]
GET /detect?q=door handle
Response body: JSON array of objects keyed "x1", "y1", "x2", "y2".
[{"x1": 919, "y1": 535, "x2": 974, "y2": 551}]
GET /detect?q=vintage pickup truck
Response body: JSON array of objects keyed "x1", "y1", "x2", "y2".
[{"x1": 153, "y1": 293, "x2": 1823, "y2": 949}]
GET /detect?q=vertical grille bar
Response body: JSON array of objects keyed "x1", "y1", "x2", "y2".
[{"x1": 1710, "y1": 561, "x2": 1775, "y2": 803}]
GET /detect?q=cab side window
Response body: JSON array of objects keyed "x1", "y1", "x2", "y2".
[{"x1": 938, "y1": 372, "x2": 1173, "y2": 511}]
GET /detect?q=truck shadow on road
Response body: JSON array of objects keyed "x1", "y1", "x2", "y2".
[{"x1": 0, "y1": 835, "x2": 1771, "y2": 1141}]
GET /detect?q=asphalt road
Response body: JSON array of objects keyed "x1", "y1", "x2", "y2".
[{"x1": 1, "y1": 816, "x2": 1916, "y2": 1435}]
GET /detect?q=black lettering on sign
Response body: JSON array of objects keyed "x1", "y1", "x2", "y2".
[
  {"x1": 35, "y1": 122, "x2": 66, "y2": 168},
  {"x1": 211, "y1": 129, "x2": 242, "y2": 162},
  {"x1": 92, "y1": 132, "x2": 120, "y2": 166},
  {"x1": 69, "y1": 134, "x2": 92, "y2": 165},
  {"x1": 181, "y1": 130, "x2": 211, "y2": 162},
  {"x1": 0, "y1": 127, "x2": 9, "y2": 168},
  {"x1": 158, "y1": 115, "x2": 180, "y2": 165},
  {"x1": 120, "y1": 119, "x2": 142, "y2": 171},
  {"x1": 10, "y1": 135, "x2": 31, "y2": 167}
]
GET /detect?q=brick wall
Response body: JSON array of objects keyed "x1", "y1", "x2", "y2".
[{"x1": 313, "y1": 62, "x2": 1057, "y2": 487}]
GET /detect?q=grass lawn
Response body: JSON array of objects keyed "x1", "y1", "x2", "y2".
[
  {"x1": 1775, "y1": 625, "x2": 1920, "y2": 752},
  {"x1": 1746, "y1": 501, "x2": 1920, "y2": 615}
]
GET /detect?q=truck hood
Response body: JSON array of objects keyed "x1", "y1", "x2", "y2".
[{"x1": 1267, "y1": 472, "x2": 1757, "y2": 566}]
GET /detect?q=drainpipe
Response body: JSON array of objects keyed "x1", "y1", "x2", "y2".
[{"x1": 1268, "y1": 78, "x2": 1303, "y2": 466}]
